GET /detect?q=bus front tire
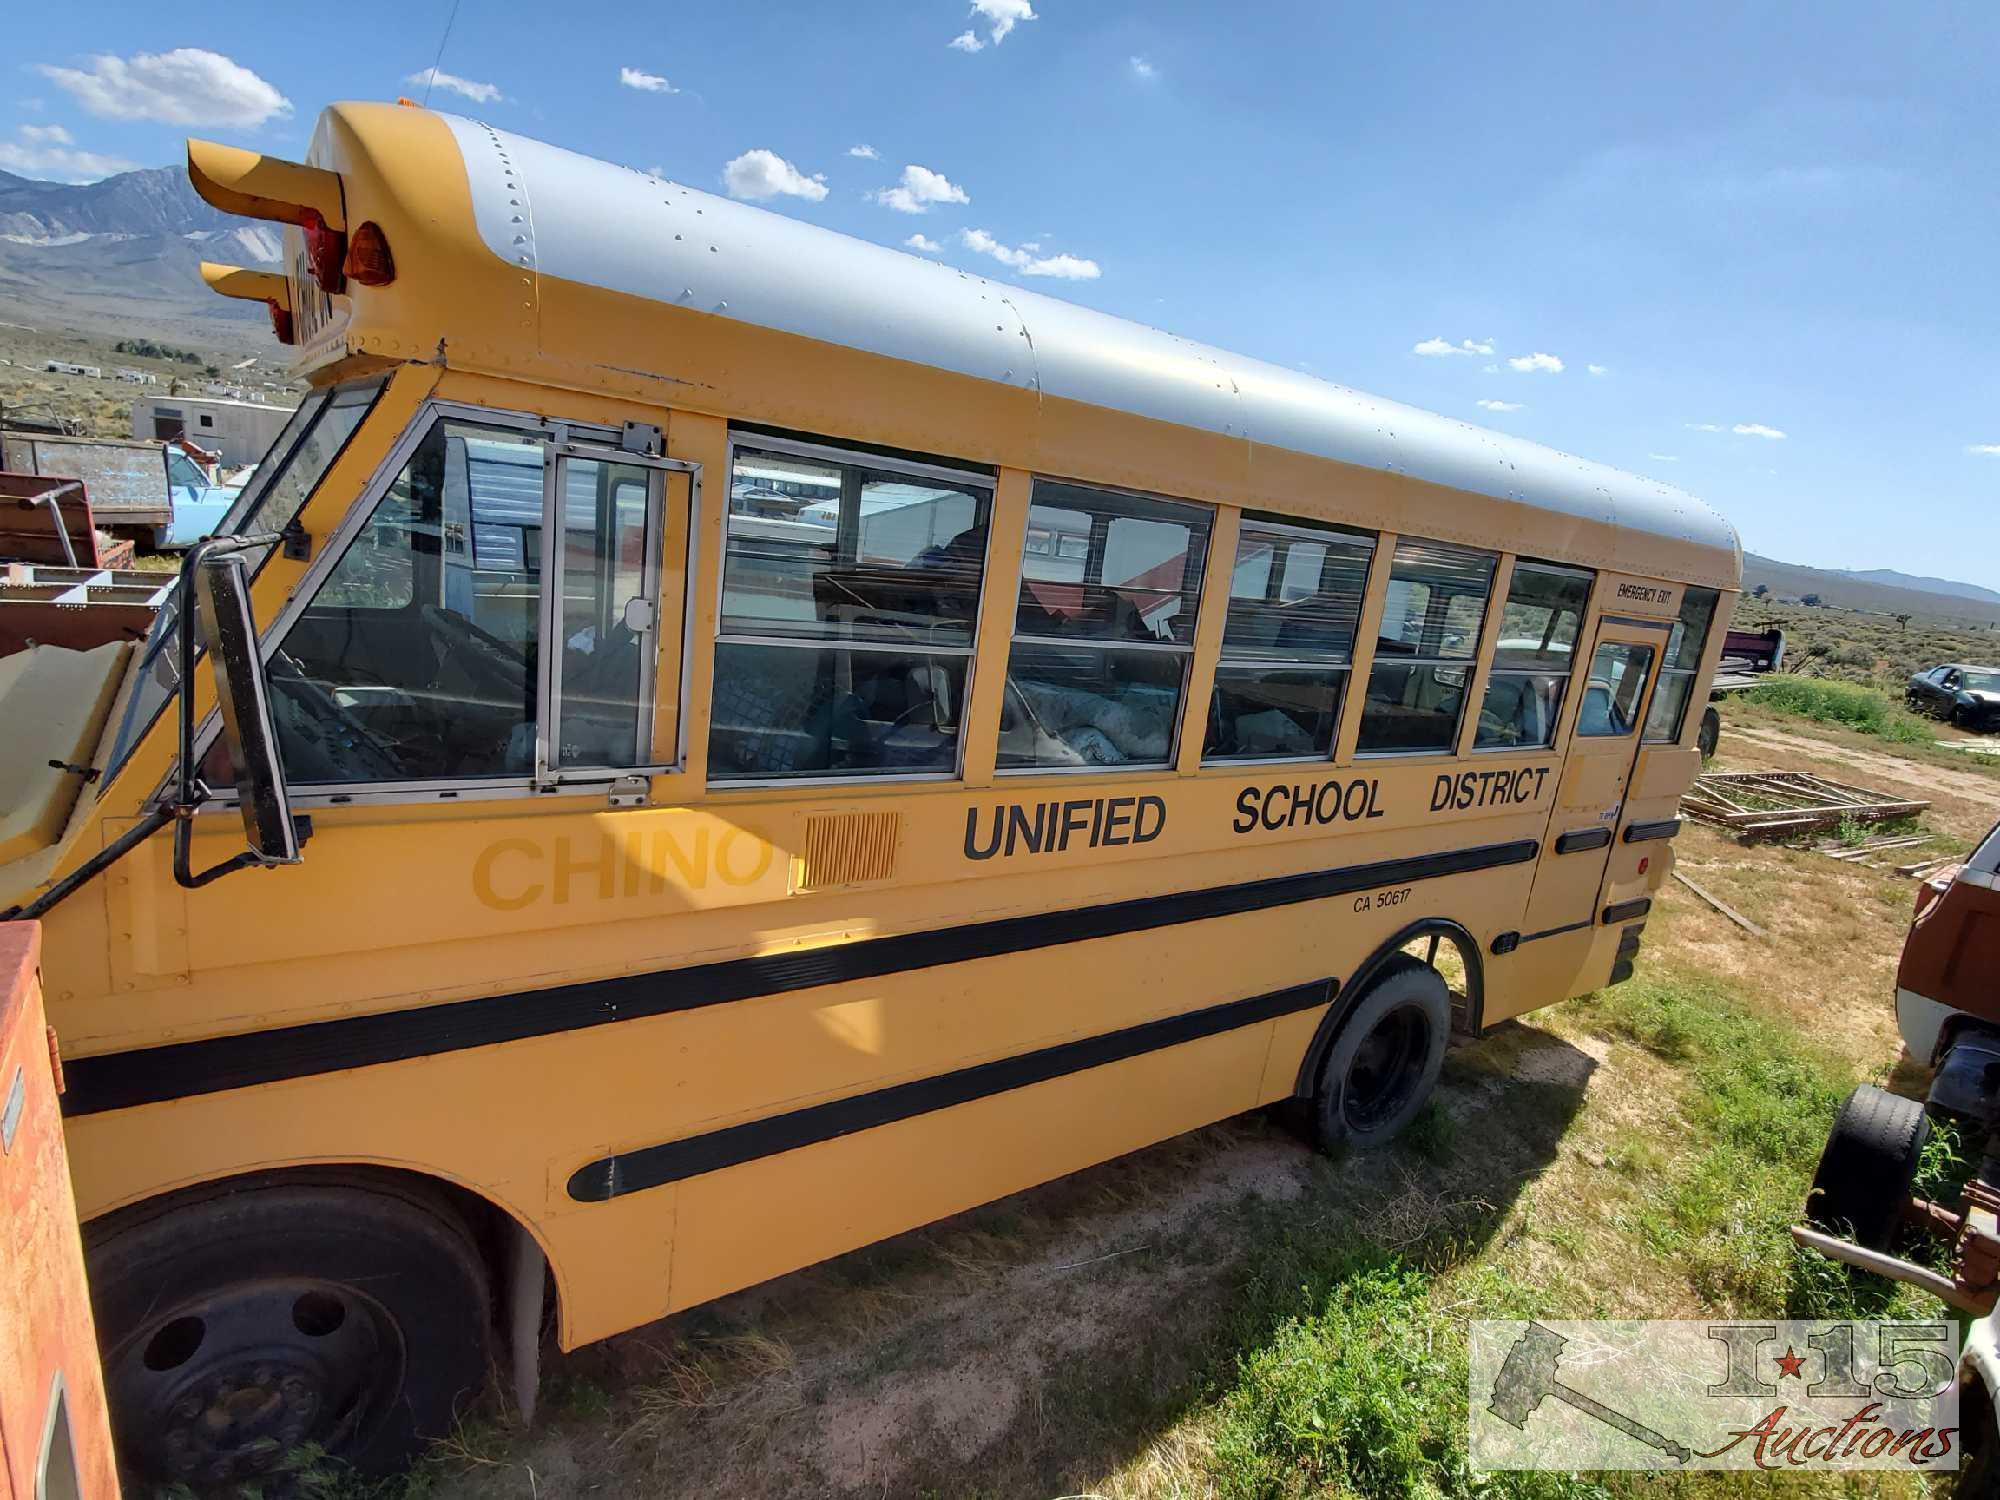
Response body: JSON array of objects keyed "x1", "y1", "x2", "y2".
[
  {"x1": 1313, "y1": 955, "x2": 1451, "y2": 1152},
  {"x1": 88, "y1": 1176, "x2": 491, "y2": 1492}
]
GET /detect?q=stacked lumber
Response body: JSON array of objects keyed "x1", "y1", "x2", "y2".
[
  {"x1": 1679, "y1": 771, "x2": 1929, "y2": 843},
  {"x1": 1813, "y1": 833, "x2": 1933, "y2": 868}
]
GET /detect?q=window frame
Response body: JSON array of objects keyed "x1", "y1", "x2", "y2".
[
  {"x1": 1470, "y1": 557, "x2": 1595, "y2": 755},
  {"x1": 106, "y1": 378, "x2": 386, "y2": 788},
  {"x1": 539, "y1": 440, "x2": 672, "y2": 780},
  {"x1": 708, "y1": 428, "x2": 999, "y2": 789},
  {"x1": 1201, "y1": 513, "x2": 1378, "y2": 767},
  {"x1": 1640, "y1": 584, "x2": 1720, "y2": 745},
  {"x1": 1577, "y1": 639, "x2": 1657, "y2": 739},
  {"x1": 177, "y1": 399, "x2": 701, "y2": 810},
  {"x1": 996, "y1": 474, "x2": 1214, "y2": 777},
  {"x1": 1353, "y1": 537, "x2": 1499, "y2": 760}
]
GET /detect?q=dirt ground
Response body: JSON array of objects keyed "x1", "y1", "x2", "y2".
[
  {"x1": 1727, "y1": 722, "x2": 2000, "y2": 830},
  {"x1": 410, "y1": 708, "x2": 1998, "y2": 1499}
]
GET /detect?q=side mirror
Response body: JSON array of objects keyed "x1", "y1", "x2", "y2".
[{"x1": 182, "y1": 548, "x2": 300, "y2": 874}]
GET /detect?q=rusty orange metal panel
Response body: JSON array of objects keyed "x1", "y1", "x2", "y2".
[{"x1": 0, "y1": 923, "x2": 120, "y2": 1499}]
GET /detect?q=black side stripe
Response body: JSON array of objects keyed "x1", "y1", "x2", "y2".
[
  {"x1": 1553, "y1": 827, "x2": 1613, "y2": 854},
  {"x1": 569, "y1": 981, "x2": 1333, "y2": 1202},
  {"x1": 1623, "y1": 819, "x2": 1681, "y2": 844},
  {"x1": 1603, "y1": 897, "x2": 1653, "y2": 925},
  {"x1": 61, "y1": 837, "x2": 1538, "y2": 1118}
]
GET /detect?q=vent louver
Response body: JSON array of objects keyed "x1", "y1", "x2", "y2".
[{"x1": 793, "y1": 810, "x2": 901, "y2": 892}]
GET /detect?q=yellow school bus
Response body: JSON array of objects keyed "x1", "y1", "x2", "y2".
[{"x1": 0, "y1": 101, "x2": 1737, "y2": 1487}]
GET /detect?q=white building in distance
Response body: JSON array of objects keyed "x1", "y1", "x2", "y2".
[{"x1": 131, "y1": 394, "x2": 297, "y2": 469}]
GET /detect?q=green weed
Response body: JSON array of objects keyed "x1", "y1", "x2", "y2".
[
  {"x1": 1403, "y1": 1100, "x2": 1460, "y2": 1164},
  {"x1": 1744, "y1": 676, "x2": 1934, "y2": 745}
]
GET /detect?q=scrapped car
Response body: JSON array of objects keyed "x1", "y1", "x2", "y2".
[
  {"x1": 1906, "y1": 662, "x2": 2000, "y2": 731},
  {"x1": 1797, "y1": 816, "x2": 2000, "y2": 1465}
]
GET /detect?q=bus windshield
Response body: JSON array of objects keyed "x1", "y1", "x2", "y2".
[{"x1": 98, "y1": 379, "x2": 383, "y2": 785}]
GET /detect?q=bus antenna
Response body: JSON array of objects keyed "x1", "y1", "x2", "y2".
[{"x1": 421, "y1": 0, "x2": 466, "y2": 108}]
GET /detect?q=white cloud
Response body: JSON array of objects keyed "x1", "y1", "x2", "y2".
[
  {"x1": 618, "y1": 67, "x2": 676, "y2": 94},
  {"x1": 1733, "y1": 423, "x2": 1786, "y2": 439},
  {"x1": 847, "y1": 144, "x2": 880, "y2": 160},
  {"x1": 1685, "y1": 423, "x2": 1725, "y2": 432},
  {"x1": 406, "y1": 67, "x2": 503, "y2": 105},
  {"x1": 905, "y1": 233, "x2": 942, "y2": 253},
  {"x1": 0, "y1": 124, "x2": 134, "y2": 182},
  {"x1": 1412, "y1": 336, "x2": 1494, "y2": 358},
  {"x1": 959, "y1": 227, "x2": 1100, "y2": 279},
  {"x1": 1507, "y1": 351, "x2": 1564, "y2": 373},
  {"x1": 1968, "y1": 444, "x2": 2000, "y2": 456},
  {"x1": 722, "y1": 148, "x2": 828, "y2": 202},
  {"x1": 1648, "y1": 453, "x2": 1680, "y2": 462},
  {"x1": 1475, "y1": 399, "x2": 1524, "y2": 412},
  {"x1": 1587, "y1": 363, "x2": 1608, "y2": 376},
  {"x1": 873, "y1": 163, "x2": 969, "y2": 213},
  {"x1": 41, "y1": 49, "x2": 291, "y2": 127},
  {"x1": 950, "y1": 0, "x2": 1036, "y2": 51},
  {"x1": 1130, "y1": 56, "x2": 1158, "y2": 80}
]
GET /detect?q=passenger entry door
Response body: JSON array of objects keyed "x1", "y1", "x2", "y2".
[
  {"x1": 1518, "y1": 623, "x2": 1662, "y2": 937},
  {"x1": 538, "y1": 444, "x2": 678, "y2": 778}
]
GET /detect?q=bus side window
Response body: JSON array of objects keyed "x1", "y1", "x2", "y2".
[
  {"x1": 267, "y1": 418, "x2": 664, "y2": 786},
  {"x1": 1203, "y1": 516, "x2": 1376, "y2": 762},
  {"x1": 1474, "y1": 560, "x2": 1592, "y2": 750},
  {"x1": 997, "y1": 482, "x2": 1211, "y2": 771},
  {"x1": 1642, "y1": 586, "x2": 1718, "y2": 742},
  {"x1": 1356, "y1": 539, "x2": 1496, "y2": 755},
  {"x1": 1577, "y1": 641, "x2": 1654, "y2": 736},
  {"x1": 708, "y1": 442, "x2": 992, "y2": 781},
  {"x1": 273, "y1": 420, "x2": 547, "y2": 784}
]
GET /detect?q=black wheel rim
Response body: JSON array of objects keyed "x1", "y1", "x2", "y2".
[
  {"x1": 106, "y1": 1278, "x2": 403, "y2": 1490},
  {"x1": 1343, "y1": 1004, "x2": 1432, "y2": 1132}
]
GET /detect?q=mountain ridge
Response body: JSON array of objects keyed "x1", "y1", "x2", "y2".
[
  {"x1": 1825, "y1": 567, "x2": 2000, "y2": 606},
  {"x1": 1742, "y1": 553, "x2": 2000, "y2": 626},
  {"x1": 0, "y1": 163, "x2": 278, "y2": 346}
]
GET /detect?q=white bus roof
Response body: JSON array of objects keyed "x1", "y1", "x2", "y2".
[{"x1": 437, "y1": 113, "x2": 1738, "y2": 560}]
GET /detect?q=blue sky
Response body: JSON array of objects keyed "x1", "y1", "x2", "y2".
[{"x1": 9, "y1": 1, "x2": 1997, "y2": 584}]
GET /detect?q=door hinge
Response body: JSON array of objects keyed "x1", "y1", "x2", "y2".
[{"x1": 620, "y1": 421, "x2": 664, "y2": 457}]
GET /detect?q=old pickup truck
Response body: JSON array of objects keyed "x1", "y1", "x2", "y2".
[{"x1": 0, "y1": 433, "x2": 237, "y2": 551}]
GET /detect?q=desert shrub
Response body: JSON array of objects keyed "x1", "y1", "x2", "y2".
[{"x1": 1743, "y1": 675, "x2": 1931, "y2": 744}]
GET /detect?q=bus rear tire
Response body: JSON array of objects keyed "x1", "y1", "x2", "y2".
[
  {"x1": 88, "y1": 1175, "x2": 491, "y2": 1492},
  {"x1": 1697, "y1": 704, "x2": 1721, "y2": 760},
  {"x1": 1806, "y1": 1084, "x2": 1929, "y2": 1251},
  {"x1": 1313, "y1": 955, "x2": 1451, "y2": 1152}
]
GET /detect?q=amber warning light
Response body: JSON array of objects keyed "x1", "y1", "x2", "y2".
[{"x1": 344, "y1": 221, "x2": 396, "y2": 287}]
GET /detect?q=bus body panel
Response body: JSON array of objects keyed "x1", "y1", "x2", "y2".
[{"x1": 10, "y1": 103, "x2": 1742, "y2": 1373}]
